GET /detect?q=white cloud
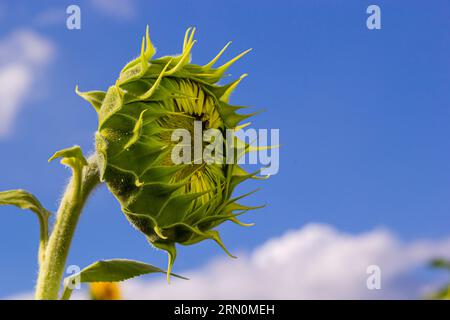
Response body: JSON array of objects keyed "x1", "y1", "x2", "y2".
[
  {"x1": 90, "y1": 0, "x2": 137, "y2": 20},
  {"x1": 120, "y1": 224, "x2": 450, "y2": 299},
  {"x1": 0, "y1": 30, "x2": 54, "y2": 138},
  {"x1": 6, "y1": 224, "x2": 450, "y2": 300}
]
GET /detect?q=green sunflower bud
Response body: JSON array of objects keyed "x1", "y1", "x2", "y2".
[{"x1": 77, "y1": 26, "x2": 264, "y2": 279}]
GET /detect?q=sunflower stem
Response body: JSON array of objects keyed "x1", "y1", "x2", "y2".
[{"x1": 35, "y1": 156, "x2": 100, "y2": 300}]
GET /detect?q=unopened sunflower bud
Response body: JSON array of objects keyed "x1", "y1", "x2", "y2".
[{"x1": 77, "y1": 26, "x2": 263, "y2": 279}]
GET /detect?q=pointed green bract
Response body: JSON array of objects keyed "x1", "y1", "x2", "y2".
[
  {"x1": 48, "y1": 145, "x2": 88, "y2": 172},
  {"x1": 75, "y1": 86, "x2": 106, "y2": 112},
  {"x1": 78, "y1": 26, "x2": 263, "y2": 278}
]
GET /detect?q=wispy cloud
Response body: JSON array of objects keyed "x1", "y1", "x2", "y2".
[
  {"x1": 6, "y1": 223, "x2": 450, "y2": 299},
  {"x1": 0, "y1": 30, "x2": 55, "y2": 138},
  {"x1": 120, "y1": 224, "x2": 450, "y2": 299},
  {"x1": 90, "y1": 0, "x2": 137, "y2": 20}
]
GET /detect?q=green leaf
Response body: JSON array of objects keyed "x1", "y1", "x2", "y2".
[
  {"x1": 0, "y1": 189, "x2": 50, "y2": 219},
  {"x1": 427, "y1": 285, "x2": 450, "y2": 300},
  {"x1": 430, "y1": 259, "x2": 450, "y2": 270},
  {"x1": 0, "y1": 189, "x2": 50, "y2": 265},
  {"x1": 61, "y1": 259, "x2": 187, "y2": 300}
]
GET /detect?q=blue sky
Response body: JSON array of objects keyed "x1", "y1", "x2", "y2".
[{"x1": 1, "y1": 0, "x2": 450, "y2": 298}]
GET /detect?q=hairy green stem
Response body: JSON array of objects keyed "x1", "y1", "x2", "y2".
[
  {"x1": 37, "y1": 214, "x2": 49, "y2": 267},
  {"x1": 35, "y1": 156, "x2": 100, "y2": 300}
]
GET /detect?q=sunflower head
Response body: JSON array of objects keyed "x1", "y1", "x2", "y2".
[
  {"x1": 77, "y1": 26, "x2": 263, "y2": 279},
  {"x1": 90, "y1": 282, "x2": 122, "y2": 300}
]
